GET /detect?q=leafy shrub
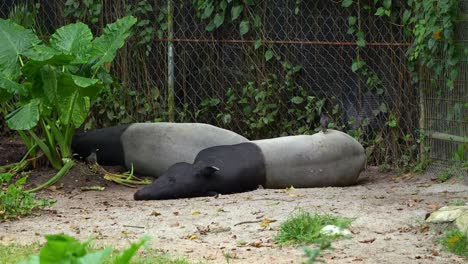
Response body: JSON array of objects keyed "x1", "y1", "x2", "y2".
[
  {"x1": 0, "y1": 16, "x2": 136, "y2": 191},
  {"x1": 0, "y1": 173, "x2": 54, "y2": 220},
  {"x1": 197, "y1": 61, "x2": 343, "y2": 139}
]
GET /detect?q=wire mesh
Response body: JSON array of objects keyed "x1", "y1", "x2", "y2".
[
  {"x1": 421, "y1": 0, "x2": 468, "y2": 163},
  {"x1": 0, "y1": 0, "x2": 465, "y2": 167}
]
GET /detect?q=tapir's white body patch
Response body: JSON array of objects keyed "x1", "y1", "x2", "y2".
[
  {"x1": 253, "y1": 129, "x2": 365, "y2": 188},
  {"x1": 121, "y1": 123, "x2": 248, "y2": 176}
]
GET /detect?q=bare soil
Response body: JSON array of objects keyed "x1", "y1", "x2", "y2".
[{"x1": 0, "y1": 139, "x2": 467, "y2": 264}]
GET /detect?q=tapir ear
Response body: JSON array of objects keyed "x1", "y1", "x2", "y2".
[{"x1": 197, "y1": 166, "x2": 219, "y2": 178}]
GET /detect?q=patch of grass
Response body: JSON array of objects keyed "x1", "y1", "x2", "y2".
[
  {"x1": 439, "y1": 229, "x2": 468, "y2": 256},
  {"x1": 437, "y1": 169, "x2": 455, "y2": 183},
  {"x1": 0, "y1": 243, "x2": 41, "y2": 264},
  {"x1": 0, "y1": 173, "x2": 55, "y2": 221},
  {"x1": 275, "y1": 210, "x2": 353, "y2": 245},
  {"x1": 449, "y1": 200, "x2": 466, "y2": 206},
  {"x1": 378, "y1": 163, "x2": 391, "y2": 172},
  {"x1": 126, "y1": 253, "x2": 198, "y2": 264}
]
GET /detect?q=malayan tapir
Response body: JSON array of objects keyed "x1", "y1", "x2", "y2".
[
  {"x1": 134, "y1": 129, "x2": 366, "y2": 200},
  {"x1": 71, "y1": 123, "x2": 248, "y2": 176}
]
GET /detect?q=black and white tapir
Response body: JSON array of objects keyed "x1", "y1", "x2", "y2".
[
  {"x1": 134, "y1": 129, "x2": 366, "y2": 200},
  {"x1": 71, "y1": 123, "x2": 248, "y2": 176}
]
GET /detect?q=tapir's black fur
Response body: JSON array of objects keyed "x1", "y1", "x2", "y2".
[
  {"x1": 134, "y1": 142, "x2": 266, "y2": 200},
  {"x1": 71, "y1": 125, "x2": 129, "y2": 165}
]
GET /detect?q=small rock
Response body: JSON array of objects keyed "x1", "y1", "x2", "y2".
[
  {"x1": 426, "y1": 206, "x2": 468, "y2": 223},
  {"x1": 455, "y1": 211, "x2": 468, "y2": 234}
]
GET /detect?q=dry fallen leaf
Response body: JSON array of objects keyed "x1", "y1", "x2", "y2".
[
  {"x1": 192, "y1": 211, "x2": 201, "y2": 215},
  {"x1": 260, "y1": 219, "x2": 277, "y2": 227},
  {"x1": 150, "y1": 211, "x2": 161, "y2": 217},
  {"x1": 288, "y1": 193, "x2": 305, "y2": 197},
  {"x1": 358, "y1": 238, "x2": 376, "y2": 243},
  {"x1": 249, "y1": 241, "x2": 263, "y2": 247},
  {"x1": 398, "y1": 226, "x2": 412, "y2": 233},
  {"x1": 196, "y1": 225, "x2": 210, "y2": 235},
  {"x1": 407, "y1": 199, "x2": 423, "y2": 207},
  {"x1": 285, "y1": 186, "x2": 295, "y2": 191},
  {"x1": 47, "y1": 186, "x2": 57, "y2": 192},
  {"x1": 419, "y1": 224, "x2": 429, "y2": 233},
  {"x1": 426, "y1": 204, "x2": 439, "y2": 211},
  {"x1": 188, "y1": 235, "x2": 198, "y2": 240}
]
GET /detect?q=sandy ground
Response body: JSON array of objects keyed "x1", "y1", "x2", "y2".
[{"x1": 1, "y1": 167, "x2": 467, "y2": 264}]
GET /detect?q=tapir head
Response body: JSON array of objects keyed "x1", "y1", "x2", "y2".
[{"x1": 133, "y1": 162, "x2": 219, "y2": 200}]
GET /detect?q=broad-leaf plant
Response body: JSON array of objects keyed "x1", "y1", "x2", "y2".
[{"x1": 0, "y1": 16, "x2": 137, "y2": 191}]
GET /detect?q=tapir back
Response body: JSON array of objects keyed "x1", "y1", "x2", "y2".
[
  {"x1": 253, "y1": 129, "x2": 365, "y2": 188},
  {"x1": 121, "y1": 123, "x2": 248, "y2": 177}
]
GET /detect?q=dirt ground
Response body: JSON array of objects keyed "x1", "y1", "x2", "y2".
[{"x1": 0, "y1": 138, "x2": 467, "y2": 264}]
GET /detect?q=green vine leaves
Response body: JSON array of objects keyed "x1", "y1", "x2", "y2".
[
  {"x1": 193, "y1": 0, "x2": 258, "y2": 35},
  {"x1": 405, "y1": 0, "x2": 462, "y2": 90},
  {"x1": 343, "y1": 0, "x2": 387, "y2": 118},
  {"x1": 193, "y1": 0, "x2": 277, "y2": 61},
  {"x1": 343, "y1": 0, "x2": 463, "y2": 91},
  {"x1": 64, "y1": 0, "x2": 102, "y2": 25}
]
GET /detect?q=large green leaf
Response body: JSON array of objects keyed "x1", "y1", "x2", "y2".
[
  {"x1": 6, "y1": 98, "x2": 40, "y2": 130},
  {"x1": 50, "y1": 22, "x2": 93, "y2": 63},
  {"x1": 22, "y1": 54, "x2": 74, "y2": 78},
  {"x1": 71, "y1": 74, "x2": 103, "y2": 100},
  {"x1": 76, "y1": 247, "x2": 112, "y2": 264},
  {"x1": 72, "y1": 75, "x2": 98, "y2": 87},
  {"x1": 56, "y1": 74, "x2": 94, "y2": 127},
  {"x1": 72, "y1": 96, "x2": 90, "y2": 127},
  {"x1": 114, "y1": 237, "x2": 150, "y2": 264},
  {"x1": 39, "y1": 234, "x2": 90, "y2": 263},
  {"x1": 0, "y1": 19, "x2": 40, "y2": 79},
  {"x1": 23, "y1": 45, "x2": 62, "y2": 61},
  {"x1": 0, "y1": 71, "x2": 26, "y2": 95},
  {"x1": 90, "y1": 16, "x2": 137, "y2": 70},
  {"x1": 41, "y1": 65, "x2": 58, "y2": 103},
  {"x1": 56, "y1": 74, "x2": 78, "y2": 126}
]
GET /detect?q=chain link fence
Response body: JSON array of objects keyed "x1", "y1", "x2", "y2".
[
  {"x1": 421, "y1": 0, "x2": 467, "y2": 163},
  {"x1": 0, "y1": 1, "x2": 465, "y2": 168}
]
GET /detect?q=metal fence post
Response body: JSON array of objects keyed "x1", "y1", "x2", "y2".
[{"x1": 167, "y1": 0, "x2": 175, "y2": 122}]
